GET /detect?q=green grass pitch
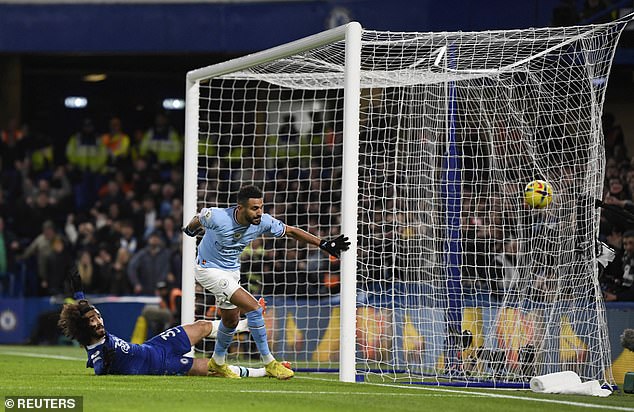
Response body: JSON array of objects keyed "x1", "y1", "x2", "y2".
[{"x1": 1, "y1": 345, "x2": 633, "y2": 412}]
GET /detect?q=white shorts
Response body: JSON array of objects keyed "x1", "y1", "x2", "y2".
[{"x1": 195, "y1": 266, "x2": 241, "y2": 310}]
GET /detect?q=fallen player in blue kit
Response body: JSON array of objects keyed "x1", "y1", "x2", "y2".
[{"x1": 58, "y1": 270, "x2": 290, "y2": 378}]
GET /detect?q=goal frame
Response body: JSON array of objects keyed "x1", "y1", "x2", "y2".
[
  {"x1": 181, "y1": 17, "x2": 632, "y2": 387},
  {"x1": 181, "y1": 22, "x2": 363, "y2": 383}
]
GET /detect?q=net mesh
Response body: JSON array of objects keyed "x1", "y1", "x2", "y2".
[{"x1": 189, "y1": 20, "x2": 630, "y2": 386}]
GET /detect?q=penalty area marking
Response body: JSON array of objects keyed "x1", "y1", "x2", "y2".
[{"x1": 297, "y1": 376, "x2": 634, "y2": 412}]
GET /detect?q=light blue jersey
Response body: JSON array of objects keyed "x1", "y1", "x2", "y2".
[{"x1": 197, "y1": 206, "x2": 286, "y2": 270}]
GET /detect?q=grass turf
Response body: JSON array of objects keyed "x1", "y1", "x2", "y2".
[{"x1": 1, "y1": 345, "x2": 633, "y2": 412}]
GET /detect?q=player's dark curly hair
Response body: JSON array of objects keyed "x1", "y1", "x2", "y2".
[
  {"x1": 58, "y1": 300, "x2": 95, "y2": 347},
  {"x1": 237, "y1": 185, "x2": 263, "y2": 205}
]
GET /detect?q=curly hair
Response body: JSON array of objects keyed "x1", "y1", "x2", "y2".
[
  {"x1": 237, "y1": 185, "x2": 263, "y2": 205},
  {"x1": 57, "y1": 300, "x2": 96, "y2": 347}
]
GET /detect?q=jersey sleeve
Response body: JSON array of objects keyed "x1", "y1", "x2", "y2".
[
  {"x1": 267, "y1": 215, "x2": 286, "y2": 238},
  {"x1": 87, "y1": 349, "x2": 107, "y2": 375},
  {"x1": 198, "y1": 208, "x2": 214, "y2": 228}
]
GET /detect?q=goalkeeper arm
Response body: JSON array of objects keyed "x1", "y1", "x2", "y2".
[{"x1": 285, "y1": 225, "x2": 350, "y2": 258}]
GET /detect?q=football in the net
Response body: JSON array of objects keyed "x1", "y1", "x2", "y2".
[{"x1": 524, "y1": 179, "x2": 553, "y2": 208}]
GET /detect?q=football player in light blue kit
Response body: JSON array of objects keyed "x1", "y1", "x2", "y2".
[{"x1": 183, "y1": 185, "x2": 349, "y2": 379}]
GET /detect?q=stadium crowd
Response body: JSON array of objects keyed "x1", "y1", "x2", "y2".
[
  {"x1": 0, "y1": 103, "x2": 633, "y2": 309},
  {"x1": 0, "y1": 112, "x2": 186, "y2": 300},
  {"x1": 597, "y1": 113, "x2": 634, "y2": 302},
  {"x1": 0, "y1": 111, "x2": 343, "y2": 308}
]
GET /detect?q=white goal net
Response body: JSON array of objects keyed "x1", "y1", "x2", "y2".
[{"x1": 182, "y1": 18, "x2": 632, "y2": 386}]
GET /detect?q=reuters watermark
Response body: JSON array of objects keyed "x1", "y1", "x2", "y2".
[{"x1": 4, "y1": 397, "x2": 82, "y2": 411}]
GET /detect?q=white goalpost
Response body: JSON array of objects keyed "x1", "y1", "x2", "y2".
[{"x1": 182, "y1": 17, "x2": 632, "y2": 387}]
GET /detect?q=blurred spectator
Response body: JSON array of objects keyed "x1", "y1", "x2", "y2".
[
  {"x1": 159, "y1": 279, "x2": 182, "y2": 325},
  {"x1": 66, "y1": 118, "x2": 108, "y2": 174},
  {"x1": 93, "y1": 218, "x2": 119, "y2": 256},
  {"x1": 130, "y1": 157, "x2": 159, "y2": 198},
  {"x1": 141, "y1": 280, "x2": 182, "y2": 337},
  {"x1": 167, "y1": 167, "x2": 184, "y2": 199},
  {"x1": 159, "y1": 182, "x2": 176, "y2": 218},
  {"x1": 134, "y1": 194, "x2": 158, "y2": 240},
  {"x1": 603, "y1": 113, "x2": 626, "y2": 160},
  {"x1": 65, "y1": 118, "x2": 108, "y2": 210},
  {"x1": 17, "y1": 220, "x2": 57, "y2": 293},
  {"x1": 43, "y1": 236, "x2": 73, "y2": 295},
  {"x1": 113, "y1": 170, "x2": 135, "y2": 199},
  {"x1": 104, "y1": 202, "x2": 123, "y2": 223},
  {"x1": 127, "y1": 231, "x2": 171, "y2": 295},
  {"x1": 101, "y1": 116, "x2": 131, "y2": 169},
  {"x1": 96, "y1": 179, "x2": 127, "y2": 217},
  {"x1": 604, "y1": 230, "x2": 634, "y2": 302},
  {"x1": 0, "y1": 118, "x2": 27, "y2": 173},
  {"x1": 48, "y1": 167, "x2": 73, "y2": 207},
  {"x1": 170, "y1": 198, "x2": 183, "y2": 227},
  {"x1": 169, "y1": 242, "x2": 182, "y2": 288},
  {"x1": 118, "y1": 219, "x2": 139, "y2": 255},
  {"x1": 110, "y1": 247, "x2": 132, "y2": 295},
  {"x1": 607, "y1": 177, "x2": 629, "y2": 202},
  {"x1": 76, "y1": 249, "x2": 94, "y2": 293},
  {"x1": 16, "y1": 188, "x2": 59, "y2": 239},
  {"x1": 139, "y1": 112, "x2": 183, "y2": 170},
  {"x1": 26, "y1": 131, "x2": 55, "y2": 178},
  {"x1": 22, "y1": 171, "x2": 71, "y2": 214},
  {"x1": 602, "y1": 192, "x2": 634, "y2": 233},
  {"x1": 159, "y1": 215, "x2": 181, "y2": 252},
  {"x1": 92, "y1": 242, "x2": 114, "y2": 293},
  {"x1": 0, "y1": 188, "x2": 13, "y2": 228},
  {"x1": 0, "y1": 216, "x2": 20, "y2": 295},
  {"x1": 73, "y1": 219, "x2": 99, "y2": 256}
]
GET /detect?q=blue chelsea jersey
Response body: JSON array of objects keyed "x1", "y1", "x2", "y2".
[
  {"x1": 85, "y1": 326, "x2": 193, "y2": 376},
  {"x1": 197, "y1": 206, "x2": 286, "y2": 271},
  {"x1": 85, "y1": 332, "x2": 161, "y2": 375}
]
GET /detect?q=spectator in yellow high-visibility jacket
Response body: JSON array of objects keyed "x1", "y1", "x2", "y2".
[
  {"x1": 139, "y1": 112, "x2": 183, "y2": 168},
  {"x1": 66, "y1": 118, "x2": 108, "y2": 174},
  {"x1": 65, "y1": 118, "x2": 108, "y2": 210}
]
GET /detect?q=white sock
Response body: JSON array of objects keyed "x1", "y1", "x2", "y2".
[
  {"x1": 212, "y1": 353, "x2": 225, "y2": 365},
  {"x1": 235, "y1": 318, "x2": 249, "y2": 334},
  {"x1": 262, "y1": 354, "x2": 275, "y2": 365},
  {"x1": 228, "y1": 365, "x2": 266, "y2": 378},
  {"x1": 208, "y1": 320, "x2": 220, "y2": 339},
  {"x1": 208, "y1": 319, "x2": 249, "y2": 339}
]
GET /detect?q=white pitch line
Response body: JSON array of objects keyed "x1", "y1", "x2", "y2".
[
  {"x1": 237, "y1": 389, "x2": 484, "y2": 398},
  {"x1": 297, "y1": 376, "x2": 634, "y2": 412},
  {"x1": 3, "y1": 385, "x2": 481, "y2": 399},
  {"x1": 0, "y1": 350, "x2": 85, "y2": 361}
]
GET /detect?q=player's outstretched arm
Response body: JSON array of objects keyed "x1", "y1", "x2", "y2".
[
  {"x1": 285, "y1": 226, "x2": 350, "y2": 258},
  {"x1": 318, "y1": 234, "x2": 350, "y2": 258},
  {"x1": 182, "y1": 215, "x2": 204, "y2": 237},
  {"x1": 67, "y1": 266, "x2": 85, "y2": 300}
]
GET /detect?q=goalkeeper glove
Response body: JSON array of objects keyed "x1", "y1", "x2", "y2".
[
  {"x1": 319, "y1": 234, "x2": 350, "y2": 258},
  {"x1": 68, "y1": 267, "x2": 85, "y2": 300},
  {"x1": 182, "y1": 225, "x2": 204, "y2": 237}
]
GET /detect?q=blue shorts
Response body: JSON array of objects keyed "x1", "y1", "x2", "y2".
[{"x1": 145, "y1": 326, "x2": 194, "y2": 375}]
